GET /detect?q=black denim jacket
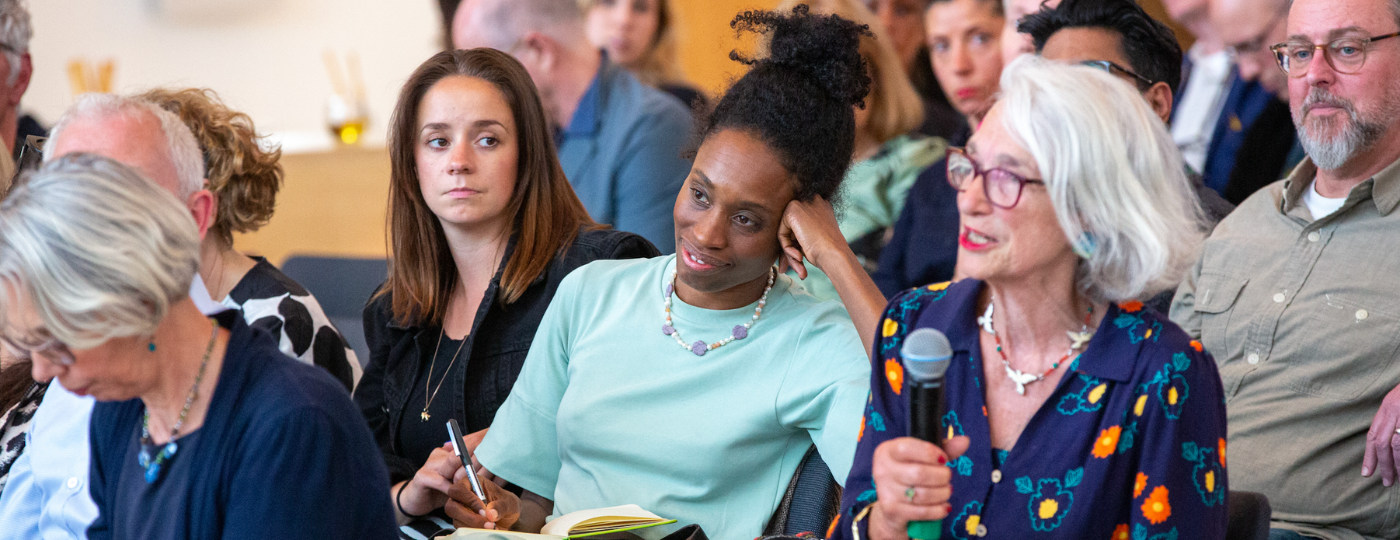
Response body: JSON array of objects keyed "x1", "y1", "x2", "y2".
[{"x1": 353, "y1": 228, "x2": 658, "y2": 483}]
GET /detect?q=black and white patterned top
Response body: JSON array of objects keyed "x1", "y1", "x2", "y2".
[
  {"x1": 220, "y1": 258, "x2": 360, "y2": 391},
  {"x1": 0, "y1": 380, "x2": 47, "y2": 495}
]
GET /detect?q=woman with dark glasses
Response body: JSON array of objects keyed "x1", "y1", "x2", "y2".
[{"x1": 831, "y1": 57, "x2": 1228, "y2": 540}]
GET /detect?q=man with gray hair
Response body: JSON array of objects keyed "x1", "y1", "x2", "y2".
[
  {"x1": 0, "y1": 0, "x2": 35, "y2": 185},
  {"x1": 1171, "y1": 0, "x2": 1400, "y2": 537},
  {"x1": 452, "y1": 0, "x2": 691, "y2": 253}
]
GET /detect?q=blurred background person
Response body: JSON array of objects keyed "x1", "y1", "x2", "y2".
[
  {"x1": 353, "y1": 48, "x2": 656, "y2": 536},
  {"x1": 0, "y1": 0, "x2": 36, "y2": 187},
  {"x1": 454, "y1": 7, "x2": 878, "y2": 536},
  {"x1": 872, "y1": 0, "x2": 1006, "y2": 294},
  {"x1": 1001, "y1": 0, "x2": 1060, "y2": 63},
  {"x1": 142, "y1": 88, "x2": 360, "y2": 391},
  {"x1": 775, "y1": 0, "x2": 944, "y2": 301},
  {"x1": 1199, "y1": 0, "x2": 1301, "y2": 204},
  {"x1": 863, "y1": 0, "x2": 966, "y2": 139},
  {"x1": 834, "y1": 56, "x2": 1223, "y2": 540},
  {"x1": 579, "y1": 0, "x2": 708, "y2": 111},
  {"x1": 452, "y1": 0, "x2": 693, "y2": 253},
  {"x1": 1022, "y1": 0, "x2": 1234, "y2": 223},
  {"x1": 0, "y1": 154, "x2": 396, "y2": 540}
]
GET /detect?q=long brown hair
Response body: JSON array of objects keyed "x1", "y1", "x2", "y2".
[{"x1": 382, "y1": 48, "x2": 597, "y2": 326}]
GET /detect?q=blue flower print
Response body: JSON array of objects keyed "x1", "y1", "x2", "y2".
[
  {"x1": 1057, "y1": 374, "x2": 1110, "y2": 415},
  {"x1": 949, "y1": 501, "x2": 984, "y2": 540},
  {"x1": 881, "y1": 285, "x2": 950, "y2": 355},
  {"x1": 1138, "y1": 353, "x2": 1192, "y2": 420},
  {"x1": 1182, "y1": 442, "x2": 1226, "y2": 507},
  {"x1": 943, "y1": 411, "x2": 965, "y2": 441},
  {"x1": 1132, "y1": 523, "x2": 1180, "y2": 540},
  {"x1": 1114, "y1": 311, "x2": 1163, "y2": 344},
  {"x1": 1015, "y1": 468, "x2": 1081, "y2": 532}
]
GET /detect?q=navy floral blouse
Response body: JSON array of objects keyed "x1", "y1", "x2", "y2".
[{"x1": 830, "y1": 280, "x2": 1228, "y2": 540}]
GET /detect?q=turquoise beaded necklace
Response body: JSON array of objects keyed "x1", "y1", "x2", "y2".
[{"x1": 137, "y1": 318, "x2": 219, "y2": 483}]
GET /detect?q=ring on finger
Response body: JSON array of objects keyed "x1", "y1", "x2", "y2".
[{"x1": 905, "y1": 486, "x2": 916, "y2": 502}]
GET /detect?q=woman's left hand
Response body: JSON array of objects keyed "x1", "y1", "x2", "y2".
[{"x1": 777, "y1": 195, "x2": 847, "y2": 279}]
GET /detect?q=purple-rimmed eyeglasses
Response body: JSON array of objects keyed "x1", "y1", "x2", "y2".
[{"x1": 946, "y1": 147, "x2": 1044, "y2": 209}]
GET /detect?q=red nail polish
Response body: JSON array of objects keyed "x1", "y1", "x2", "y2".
[{"x1": 937, "y1": 455, "x2": 947, "y2": 465}]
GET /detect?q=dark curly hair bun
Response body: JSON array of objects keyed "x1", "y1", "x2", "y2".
[{"x1": 700, "y1": 5, "x2": 873, "y2": 203}]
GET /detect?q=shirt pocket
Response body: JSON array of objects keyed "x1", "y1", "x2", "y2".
[
  {"x1": 1192, "y1": 272, "x2": 1249, "y2": 353},
  {"x1": 1286, "y1": 295, "x2": 1400, "y2": 400}
]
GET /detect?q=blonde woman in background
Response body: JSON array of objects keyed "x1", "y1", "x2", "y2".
[
  {"x1": 776, "y1": 0, "x2": 945, "y2": 301},
  {"x1": 141, "y1": 89, "x2": 361, "y2": 391},
  {"x1": 579, "y1": 0, "x2": 707, "y2": 111}
]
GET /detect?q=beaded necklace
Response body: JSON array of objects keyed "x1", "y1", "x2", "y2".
[
  {"x1": 662, "y1": 267, "x2": 774, "y2": 356},
  {"x1": 982, "y1": 298, "x2": 1094, "y2": 395},
  {"x1": 138, "y1": 318, "x2": 219, "y2": 483}
]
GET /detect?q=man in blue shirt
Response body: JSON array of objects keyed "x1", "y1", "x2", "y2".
[{"x1": 451, "y1": 0, "x2": 693, "y2": 253}]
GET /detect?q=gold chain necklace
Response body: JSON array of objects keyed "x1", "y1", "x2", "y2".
[{"x1": 421, "y1": 326, "x2": 468, "y2": 421}]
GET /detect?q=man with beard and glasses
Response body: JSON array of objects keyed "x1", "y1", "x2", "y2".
[{"x1": 1170, "y1": 0, "x2": 1400, "y2": 538}]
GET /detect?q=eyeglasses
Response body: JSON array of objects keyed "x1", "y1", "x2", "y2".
[
  {"x1": 0, "y1": 332, "x2": 75, "y2": 366},
  {"x1": 946, "y1": 147, "x2": 1044, "y2": 209},
  {"x1": 1079, "y1": 60, "x2": 1154, "y2": 90},
  {"x1": 1270, "y1": 31, "x2": 1400, "y2": 76}
]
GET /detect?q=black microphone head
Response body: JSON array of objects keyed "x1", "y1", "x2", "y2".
[{"x1": 902, "y1": 328, "x2": 953, "y2": 382}]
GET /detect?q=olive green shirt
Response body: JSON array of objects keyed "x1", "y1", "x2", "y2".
[{"x1": 1171, "y1": 157, "x2": 1400, "y2": 540}]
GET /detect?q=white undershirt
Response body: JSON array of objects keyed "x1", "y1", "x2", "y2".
[
  {"x1": 1171, "y1": 47, "x2": 1234, "y2": 173},
  {"x1": 1303, "y1": 180, "x2": 1348, "y2": 220}
]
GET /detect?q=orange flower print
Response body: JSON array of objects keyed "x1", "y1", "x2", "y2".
[
  {"x1": 1112, "y1": 524, "x2": 1130, "y2": 540},
  {"x1": 826, "y1": 515, "x2": 840, "y2": 538},
  {"x1": 1120, "y1": 300, "x2": 1144, "y2": 313},
  {"x1": 1134, "y1": 472, "x2": 1148, "y2": 498},
  {"x1": 1092, "y1": 426, "x2": 1122, "y2": 458},
  {"x1": 885, "y1": 359, "x2": 904, "y2": 395},
  {"x1": 858, "y1": 416, "x2": 866, "y2": 441},
  {"x1": 1190, "y1": 340, "x2": 1204, "y2": 352},
  {"x1": 1219, "y1": 438, "x2": 1227, "y2": 467},
  {"x1": 1141, "y1": 486, "x2": 1171, "y2": 524}
]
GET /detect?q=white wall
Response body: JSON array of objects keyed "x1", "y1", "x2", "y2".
[{"x1": 24, "y1": 0, "x2": 443, "y2": 152}]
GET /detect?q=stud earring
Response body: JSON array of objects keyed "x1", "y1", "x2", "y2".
[{"x1": 148, "y1": 341, "x2": 156, "y2": 352}]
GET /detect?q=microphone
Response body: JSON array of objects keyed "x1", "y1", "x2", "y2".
[{"x1": 902, "y1": 328, "x2": 953, "y2": 540}]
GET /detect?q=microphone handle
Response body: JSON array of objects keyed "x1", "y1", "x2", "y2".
[{"x1": 906, "y1": 379, "x2": 946, "y2": 540}]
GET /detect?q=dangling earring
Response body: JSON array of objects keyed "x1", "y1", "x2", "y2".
[{"x1": 1073, "y1": 233, "x2": 1097, "y2": 259}]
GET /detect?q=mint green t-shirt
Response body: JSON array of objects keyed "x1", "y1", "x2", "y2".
[{"x1": 476, "y1": 256, "x2": 870, "y2": 540}]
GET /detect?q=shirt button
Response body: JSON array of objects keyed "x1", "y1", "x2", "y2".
[
  {"x1": 1308, "y1": 231, "x2": 1320, "y2": 242},
  {"x1": 1247, "y1": 353, "x2": 1260, "y2": 365},
  {"x1": 66, "y1": 477, "x2": 79, "y2": 489},
  {"x1": 976, "y1": 524, "x2": 988, "y2": 537},
  {"x1": 1273, "y1": 292, "x2": 1285, "y2": 303},
  {"x1": 991, "y1": 470, "x2": 1002, "y2": 483},
  {"x1": 1357, "y1": 309, "x2": 1369, "y2": 321}
]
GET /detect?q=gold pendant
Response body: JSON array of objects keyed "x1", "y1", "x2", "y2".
[{"x1": 421, "y1": 411, "x2": 430, "y2": 421}]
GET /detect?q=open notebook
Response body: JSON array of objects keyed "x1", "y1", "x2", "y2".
[{"x1": 448, "y1": 504, "x2": 675, "y2": 540}]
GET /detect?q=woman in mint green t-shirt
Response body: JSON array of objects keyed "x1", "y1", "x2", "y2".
[{"x1": 451, "y1": 8, "x2": 896, "y2": 539}]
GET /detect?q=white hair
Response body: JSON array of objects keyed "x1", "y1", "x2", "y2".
[
  {"x1": 461, "y1": 0, "x2": 588, "y2": 50},
  {"x1": 0, "y1": 0, "x2": 30, "y2": 85},
  {"x1": 0, "y1": 154, "x2": 200, "y2": 349},
  {"x1": 994, "y1": 55, "x2": 1206, "y2": 302},
  {"x1": 44, "y1": 93, "x2": 206, "y2": 199}
]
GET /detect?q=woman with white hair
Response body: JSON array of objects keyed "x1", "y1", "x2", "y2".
[
  {"x1": 0, "y1": 154, "x2": 396, "y2": 539},
  {"x1": 830, "y1": 56, "x2": 1228, "y2": 539}
]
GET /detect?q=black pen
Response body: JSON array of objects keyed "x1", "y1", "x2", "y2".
[{"x1": 447, "y1": 419, "x2": 490, "y2": 504}]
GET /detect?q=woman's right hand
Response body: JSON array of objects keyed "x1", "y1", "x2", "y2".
[
  {"x1": 868, "y1": 436, "x2": 971, "y2": 540},
  {"x1": 444, "y1": 472, "x2": 521, "y2": 530},
  {"x1": 397, "y1": 443, "x2": 464, "y2": 517}
]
